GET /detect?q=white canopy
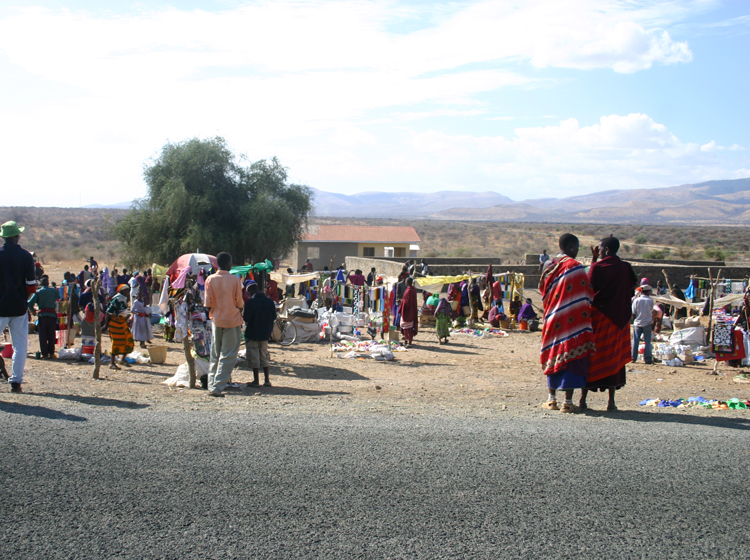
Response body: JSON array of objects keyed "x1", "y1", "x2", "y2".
[
  {"x1": 652, "y1": 293, "x2": 745, "y2": 310},
  {"x1": 270, "y1": 271, "x2": 319, "y2": 285}
]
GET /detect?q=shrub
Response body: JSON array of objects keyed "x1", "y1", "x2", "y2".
[
  {"x1": 643, "y1": 250, "x2": 666, "y2": 259},
  {"x1": 704, "y1": 247, "x2": 726, "y2": 261}
]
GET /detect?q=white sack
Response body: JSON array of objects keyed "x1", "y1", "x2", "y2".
[{"x1": 669, "y1": 326, "x2": 705, "y2": 348}]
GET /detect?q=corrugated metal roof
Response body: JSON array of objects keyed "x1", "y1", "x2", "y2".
[{"x1": 303, "y1": 225, "x2": 421, "y2": 243}]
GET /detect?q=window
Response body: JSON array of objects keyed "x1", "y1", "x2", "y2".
[
  {"x1": 307, "y1": 246, "x2": 320, "y2": 259},
  {"x1": 394, "y1": 247, "x2": 406, "y2": 258},
  {"x1": 384, "y1": 247, "x2": 394, "y2": 258},
  {"x1": 363, "y1": 247, "x2": 375, "y2": 257}
]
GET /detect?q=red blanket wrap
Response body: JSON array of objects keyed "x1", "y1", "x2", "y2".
[{"x1": 539, "y1": 256, "x2": 595, "y2": 375}]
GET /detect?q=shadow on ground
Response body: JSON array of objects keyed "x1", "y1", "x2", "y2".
[
  {"x1": 228, "y1": 385, "x2": 350, "y2": 397},
  {"x1": 34, "y1": 393, "x2": 150, "y2": 409},
  {"x1": 276, "y1": 364, "x2": 368, "y2": 381},
  {"x1": 584, "y1": 409, "x2": 750, "y2": 430},
  {"x1": 0, "y1": 401, "x2": 87, "y2": 422},
  {"x1": 416, "y1": 344, "x2": 480, "y2": 356}
]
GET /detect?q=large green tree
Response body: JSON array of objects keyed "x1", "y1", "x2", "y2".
[{"x1": 115, "y1": 137, "x2": 313, "y2": 267}]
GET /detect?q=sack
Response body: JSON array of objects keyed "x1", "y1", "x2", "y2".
[{"x1": 289, "y1": 307, "x2": 316, "y2": 320}]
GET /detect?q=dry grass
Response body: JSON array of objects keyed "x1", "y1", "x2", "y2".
[
  {"x1": 2, "y1": 207, "x2": 748, "y2": 266},
  {"x1": 0, "y1": 207, "x2": 127, "y2": 265},
  {"x1": 315, "y1": 217, "x2": 750, "y2": 263}
]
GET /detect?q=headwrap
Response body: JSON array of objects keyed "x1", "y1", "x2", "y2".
[{"x1": 135, "y1": 274, "x2": 150, "y2": 305}]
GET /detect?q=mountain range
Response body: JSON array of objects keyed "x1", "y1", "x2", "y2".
[
  {"x1": 313, "y1": 178, "x2": 750, "y2": 224},
  {"x1": 84, "y1": 177, "x2": 750, "y2": 225}
]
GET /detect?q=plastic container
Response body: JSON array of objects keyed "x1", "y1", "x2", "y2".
[
  {"x1": 519, "y1": 320, "x2": 528, "y2": 331},
  {"x1": 148, "y1": 345, "x2": 168, "y2": 364},
  {"x1": 1, "y1": 345, "x2": 13, "y2": 358},
  {"x1": 82, "y1": 345, "x2": 94, "y2": 354}
]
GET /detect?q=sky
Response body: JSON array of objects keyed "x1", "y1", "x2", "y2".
[{"x1": 0, "y1": 0, "x2": 748, "y2": 207}]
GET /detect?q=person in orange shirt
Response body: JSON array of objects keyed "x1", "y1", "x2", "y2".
[{"x1": 204, "y1": 252, "x2": 244, "y2": 397}]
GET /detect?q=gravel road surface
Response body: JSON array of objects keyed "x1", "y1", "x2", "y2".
[{"x1": 1, "y1": 401, "x2": 748, "y2": 559}]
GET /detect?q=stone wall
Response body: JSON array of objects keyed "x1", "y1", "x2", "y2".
[
  {"x1": 629, "y1": 258, "x2": 724, "y2": 267},
  {"x1": 349, "y1": 256, "x2": 750, "y2": 294}
]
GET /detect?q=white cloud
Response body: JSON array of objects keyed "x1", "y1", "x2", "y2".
[
  {"x1": 393, "y1": 113, "x2": 748, "y2": 197},
  {"x1": 0, "y1": 1, "x2": 734, "y2": 206}
]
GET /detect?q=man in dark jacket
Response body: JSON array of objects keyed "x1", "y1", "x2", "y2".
[
  {"x1": 243, "y1": 281, "x2": 277, "y2": 387},
  {"x1": 0, "y1": 221, "x2": 36, "y2": 392}
]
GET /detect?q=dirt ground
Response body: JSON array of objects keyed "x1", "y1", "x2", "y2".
[
  {"x1": 11, "y1": 260, "x2": 748, "y2": 418},
  {"x1": 3, "y1": 320, "x2": 749, "y2": 420}
]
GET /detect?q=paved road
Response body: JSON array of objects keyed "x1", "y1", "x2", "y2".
[{"x1": 0, "y1": 399, "x2": 748, "y2": 559}]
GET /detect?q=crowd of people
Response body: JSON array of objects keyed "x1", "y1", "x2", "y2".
[{"x1": 1, "y1": 219, "x2": 746, "y2": 407}]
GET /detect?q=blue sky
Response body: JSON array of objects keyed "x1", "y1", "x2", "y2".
[{"x1": 0, "y1": 0, "x2": 748, "y2": 206}]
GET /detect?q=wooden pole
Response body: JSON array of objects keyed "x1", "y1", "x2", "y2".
[
  {"x1": 466, "y1": 273, "x2": 475, "y2": 328},
  {"x1": 706, "y1": 268, "x2": 723, "y2": 370},
  {"x1": 92, "y1": 275, "x2": 103, "y2": 380},
  {"x1": 182, "y1": 283, "x2": 197, "y2": 389},
  {"x1": 661, "y1": 269, "x2": 675, "y2": 319},
  {"x1": 183, "y1": 337, "x2": 196, "y2": 389}
]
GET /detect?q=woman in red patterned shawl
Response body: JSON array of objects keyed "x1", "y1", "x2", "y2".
[
  {"x1": 539, "y1": 234, "x2": 596, "y2": 413},
  {"x1": 399, "y1": 277, "x2": 419, "y2": 347},
  {"x1": 579, "y1": 236, "x2": 637, "y2": 412}
]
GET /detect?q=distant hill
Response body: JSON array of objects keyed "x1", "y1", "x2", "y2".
[
  {"x1": 429, "y1": 178, "x2": 750, "y2": 224},
  {"x1": 72, "y1": 177, "x2": 750, "y2": 225},
  {"x1": 312, "y1": 189, "x2": 514, "y2": 217},
  {"x1": 83, "y1": 201, "x2": 133, "y2": 209}
]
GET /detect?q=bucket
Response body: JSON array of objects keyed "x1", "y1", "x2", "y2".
[
  {"x1": 499, "y1": 319, "x2": 511, "y2": 330},
  {"x1": 1, "y1": 345, "x2": 13, "y2": 358},
  {"x1": 148, "y1": 346, "x2": 168, "y2": 364},
  {"x1": 519, "y1": 320, "x2": 529, "y2": 331},
  {"x1": 82, "y1": 345, "x2": 94, "y2": 354}
]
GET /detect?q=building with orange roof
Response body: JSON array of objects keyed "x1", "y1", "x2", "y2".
[{"x1": 294, "y1": 225, "x2": 421, "y2": 270}]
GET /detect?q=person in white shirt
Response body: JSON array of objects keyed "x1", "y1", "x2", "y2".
[{"x1": 631, "y1": 285, "x2": 655, "y2": 364}]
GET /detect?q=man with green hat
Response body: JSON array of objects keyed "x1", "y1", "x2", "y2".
[{"x1": 0, "y1": 220, "x2": 37, "y2": 392}]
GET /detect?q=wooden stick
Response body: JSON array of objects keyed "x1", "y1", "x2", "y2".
[
  {"x1": 661, "y1": 269, "x2": 675, "y2": 319},
  {"x1": 466, "y1": 273, "x2": 474, "y2": 328},
  {"x1": 182, "y1": 282, "x2": 197, "y2": 389},
  {"x1": 183, "y1": 337, "x2": 196, "y2": 389},
  {"x1": 92, "y1": 275, "x2": 103, "y2": 380},
  {"x1": 705, "y1": 268, "x2": 714, "y2": 351}
]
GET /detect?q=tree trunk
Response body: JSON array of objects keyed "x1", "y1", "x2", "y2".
[{"x1": 92, "y1": 276, "x2": 103, "y2": 380}]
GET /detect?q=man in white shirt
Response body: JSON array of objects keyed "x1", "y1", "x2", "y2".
[
  {"x1": 539, "y1": 250, "x2": 550, "y2": 272},
  {"x1": 632, "y1": 285, "x2": 655, "y2": 364}
]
